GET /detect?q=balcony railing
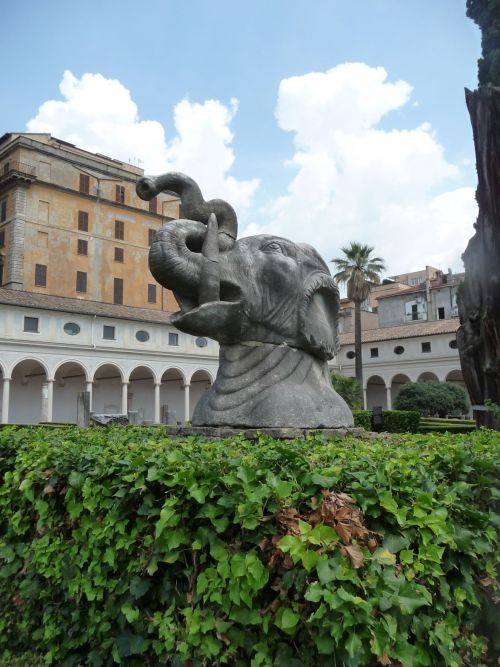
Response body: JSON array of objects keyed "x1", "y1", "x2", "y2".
[{"x1": 0, "y1": 161, "x2": 36, "y2": 185}]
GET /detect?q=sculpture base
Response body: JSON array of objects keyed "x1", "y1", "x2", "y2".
[{"x1": 166, "y1": 425, "x2": 367, "y2": 440}]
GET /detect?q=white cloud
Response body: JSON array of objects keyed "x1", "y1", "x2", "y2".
[
  {"x1": 244, "y1": 63, "x2": 477, "y2": 274},
  {"x1": 27, "y1": 70, "x2": 259, "y2": 210}
]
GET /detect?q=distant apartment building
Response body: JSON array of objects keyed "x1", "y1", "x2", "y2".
[
  {"x1": 0, "y1": 132, "x2": 179, "y2": 310},
  {"x1": 333, "y1": 267, "x2": 467, "y2": 411},
  {"x1": 0, "y1": 133, "x2": 218, "y2": 425}
]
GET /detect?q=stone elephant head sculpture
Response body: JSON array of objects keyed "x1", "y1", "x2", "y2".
[{"x1": 137, "y1": 172, "x2": 353, "y2": 428}]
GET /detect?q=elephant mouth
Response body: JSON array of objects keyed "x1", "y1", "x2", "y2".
[{"x1": 171, "y1": 280, "x2": 244, "y2": 342}]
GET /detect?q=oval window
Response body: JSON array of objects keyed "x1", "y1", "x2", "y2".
[
  {"x1": 346, "y1": 350, "x2": 356, "y2": 359},
  {"x1": 64, "y1": 322, "x2": 80, "y2": 336},
  {"x1": 136, "y1": 330, "x2": 150, "y2": 342},
  {"x1": 196, "y1": 337, "x2": 208, "y2": 348},
  {"x1": 449, "y1": 339, "x2": 458, "y2": 349},
  {"x1": 394, "y1": 345, "x2": 405, "y2": 355}
]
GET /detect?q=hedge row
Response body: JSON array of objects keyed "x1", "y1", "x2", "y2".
[
  {"x1": 419, "y1": 418, "x2": 476, "y2": 434},
  {"x1": 352, "y1": 410, "x2": 420, "y2": 433},
  {"x1": 0, "y1": 426, "x2": 499, "y2": 666}
]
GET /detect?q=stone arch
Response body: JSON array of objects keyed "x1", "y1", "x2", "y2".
[
  {"x1": 159, "y1": 368, "x2": 186, "y2": 424},
  {"x1": 92, "y1": 363, "x2": 125, "y2": 415},
  {"x1": 10, "y1": 358, "x2": 49, "y2": 423},
  {"x1": 127, "y1": 365, "x2": 156, "y2": 424},
  {"x1": 390, "y1": 373, "x2": 411, "y2": 407},
  {"x1": 53, "y1": 358, "x2": 91, "y2": 383},
  {"x1": 418, "y1": 371, "x2": 439, "y2": 382},
  {"x1": 189, "y1": 369, "x2": 213, "y2": 419},
  {"x1": 365, "y1": 374, "x2": 387, "y2": 410},
  {"x1": 53, "y1": 361, "x2": 89, "y2": 423}
]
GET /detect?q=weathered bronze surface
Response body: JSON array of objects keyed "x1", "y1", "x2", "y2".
[{"x1": 137, "y1": 173, "x2": 353, "y2": 428}]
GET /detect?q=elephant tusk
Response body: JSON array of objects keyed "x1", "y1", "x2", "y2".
[{"x1": 198, "y1": 213, "x2": 220, "y2": 304}]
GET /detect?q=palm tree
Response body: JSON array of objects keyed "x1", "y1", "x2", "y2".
[{"x1": 331, "y1": 242, "x2": 386, "y2": 394}]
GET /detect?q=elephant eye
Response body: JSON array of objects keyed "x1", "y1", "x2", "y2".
[{"x1": 262, "y1": 241, "x2": 283, "y2": 253}]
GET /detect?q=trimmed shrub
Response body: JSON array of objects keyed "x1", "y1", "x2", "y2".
[
  {"x1": 382, "y1": 410, "x2": 420, "y2": 433},
  {"x1": 352, "y1": 409, "x2": 372, "y2": 430},
  {"x1": 394, "y1": 381, "x2": 468, "y2": 417},
  {"x1": 0, "y1": 426, "x2": 499, "y2": 666}
]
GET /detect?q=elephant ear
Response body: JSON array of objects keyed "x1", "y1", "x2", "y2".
[{"x1": 299, "y1": 274, "x2": 340, "y2": 360}]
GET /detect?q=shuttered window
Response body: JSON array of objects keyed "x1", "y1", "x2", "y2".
[
  {"x1": 114, "y1": 277, "x2": 123, "y2": 304},
  {"x1": 149, "y1": 197, "x2": 158, "y2": 213},
  {"x1": 148, "y1": 284, "x2": 156, "y2": 303},
  {"x1": 77, "y1": 239, "x2": 88, "y2": 255},
  {"x1": 115, "y1": 185, "x2": 125, "y2": 203},
  {"x1": 35, "y1": 264, "x2": 47, "y2": 287},
  {"x1": 148, "y1": 228, "x2": 156, "y2": 245},
  {"x1": 76, "y1": 271, "x2": 87, "y2": 293},
  {"x1": 78, "y1": 211, "x2": 88, "y2": 231},
  {"x1": 114, "y1": 247, "x2": 124, "y2": 262},
  {"x1": 79, "y1": 174, "x2": 90, "y2": 194},
  {"x1": 115, "y1": 220, "x2": 124, "y2": 240},
  {"x1": 0, "y1": 230, "x2": 5, "y2": 247}
]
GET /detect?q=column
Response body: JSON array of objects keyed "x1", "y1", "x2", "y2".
[
  {"x1": 47, "y1": 379, "x2": 54, "y2": 422},
  {"x1": 386, "y1": 386, "x2": 392, "y2": 411},
  {"x1": 86, "y1": 381, "x2": 93, "y2": 411},
  {"x1": 363, "y1": 387, "x2": 368, "y2": 410},
  {"x1": 122, "y1": 382, "x2": 129, "y2": 415},
  {"x1": 183, "y1": 383, "x2": 191, "y2": 423},
  {"x1": 154, "y1": 382, "x2": 161, "y2": 424},
  {"x1": 1, "y1": 378, "x2": 11, "y2": 424}
]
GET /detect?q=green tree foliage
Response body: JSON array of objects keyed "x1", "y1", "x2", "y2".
[
  {"x1": 0, "y1": 426, "x2": 498, "y2": 666},
  {"x1": 467, "y1": 0, "x2": 500, "y2": 86},
  {"x1": 330, "y1": 372, "x2": 363, "y2": 409},
  {"x1": 394, "y1": 381, "x2": 469, "y2": 417},
  {"x1": 331, "y1": 243, "x2": 385, "y2": 388}
]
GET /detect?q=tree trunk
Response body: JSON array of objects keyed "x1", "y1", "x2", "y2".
[
  {"x1": 457, "y1": 87, "x2": 500, "y2": 430},
  {"x1": 354, "y1": 300, "x2": 363, "y2": 392}
]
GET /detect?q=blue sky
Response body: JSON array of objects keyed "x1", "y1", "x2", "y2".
[{"x1": 1, "y1": 1, "x2": 481, "y2": 274}]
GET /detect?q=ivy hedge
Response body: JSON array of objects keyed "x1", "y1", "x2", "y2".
[{"x1": 0, "y1": 426, "x2": 499, "y2": 666}]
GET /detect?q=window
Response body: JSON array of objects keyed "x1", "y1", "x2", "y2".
[
  {"x1": 149, "y1": 197, "x2": 158, "y2": 214},
  {"x1": 0, "y1": 200, "x2": 6, "y2": 223},
  {"x1": 346, "y1": 350, "x2": 356, "y2": 360},
  {"x1": 136, "y1": 330, "x2": 150, "y2": 342},
  {"x1": 79, "y1": 174, "x2": 90, "y2": 194},
  {"x1": 76, "y1": 271, "x2": 87, "y2": 293},
  {"x1": 114, "y1": 247, "x2": 124, "y2": 262},
  {"x1": 35, "y1": 264, "x2": 47, "y2": 287},
  {"x1": 113, "y1": 277, "x2": 123, "y2": 305},
  {"x1": 411, "y1": 304, "x2": 418, "y2": 321},
  {"x1": 196, "y1": 337, "x2": 208, "y2": 348},
  {"x1": 421, "y1": 341, "x2": 431, "y2": 353},
  {"x1": 449, "y1": 340, "x2": 458, "y2": 349},
  {"x1": 394, "y1": 345, "x2": 405, "y2": 355},
  {"x1": 115, "y1": 185, "x2": 125, "y2": 204},
  {"x1": 64, "y1": 322, "x2": 81, "y2": 336},
  {"x1": 148, "y1": 228, "x2": 156, "y2": 245},
  {"x1": 370, "y1": 347, "x2": 379, "y2": 358},
  {"x1": 77, "y1": 239, "x2": 88, "y2": 256},
  {"x1": 115, "y1": 220, "x2": 124, "y2": 240},
  {"x1": 23, "y1": 316, "x2": 39, "y2": 333},
  {"x1": 3, "y1": 162, "x2": 9, "y2": 175},
  {"x1": 147, "y1": 283, "x2": 157, "y2": 304},
  {"x1": 103, "y1": 325, "x2": 115, "y2": 340},
  {"x1": 169, "y1": 332, "x2": 179, "y2": 346},
  {"x1": 0, "y1": 230, "x2": 5, "y2": 248},
  {"x1": 438, "y1": 307, "x2": 445, "y2": 320},
  {"x1": 78, "y1": 211, "x2": 88, "y2": 231},
  {"x1": 0, "y1": 262, "x2": 3, "y2": 286}
]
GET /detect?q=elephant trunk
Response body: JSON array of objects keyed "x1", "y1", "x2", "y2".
[
  {"x1": 136, "y1": 172, "x2": 237, "y2": 250},
  {"x1": 149, "y1": 219, "x2": 206, "y2": 312}
]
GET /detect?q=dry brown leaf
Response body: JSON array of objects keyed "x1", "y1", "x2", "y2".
[
  {"x1": 342, "y1": 543, "x2": 364, "y2": 569},
  {"x1": 377, "y1": 654, "x2": 393, "y2": 666},
  {"x1": 43, "y1": 484, "x2": 55, "y2": 495}
]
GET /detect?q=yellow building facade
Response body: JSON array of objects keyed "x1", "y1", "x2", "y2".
[{"x1": 0, "y1": 133, "x2": 179, "y2": 311}]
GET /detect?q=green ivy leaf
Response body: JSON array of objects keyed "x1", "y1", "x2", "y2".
[{"x1": 275, "y1": 607, "x2": 300, "y2": 634}]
